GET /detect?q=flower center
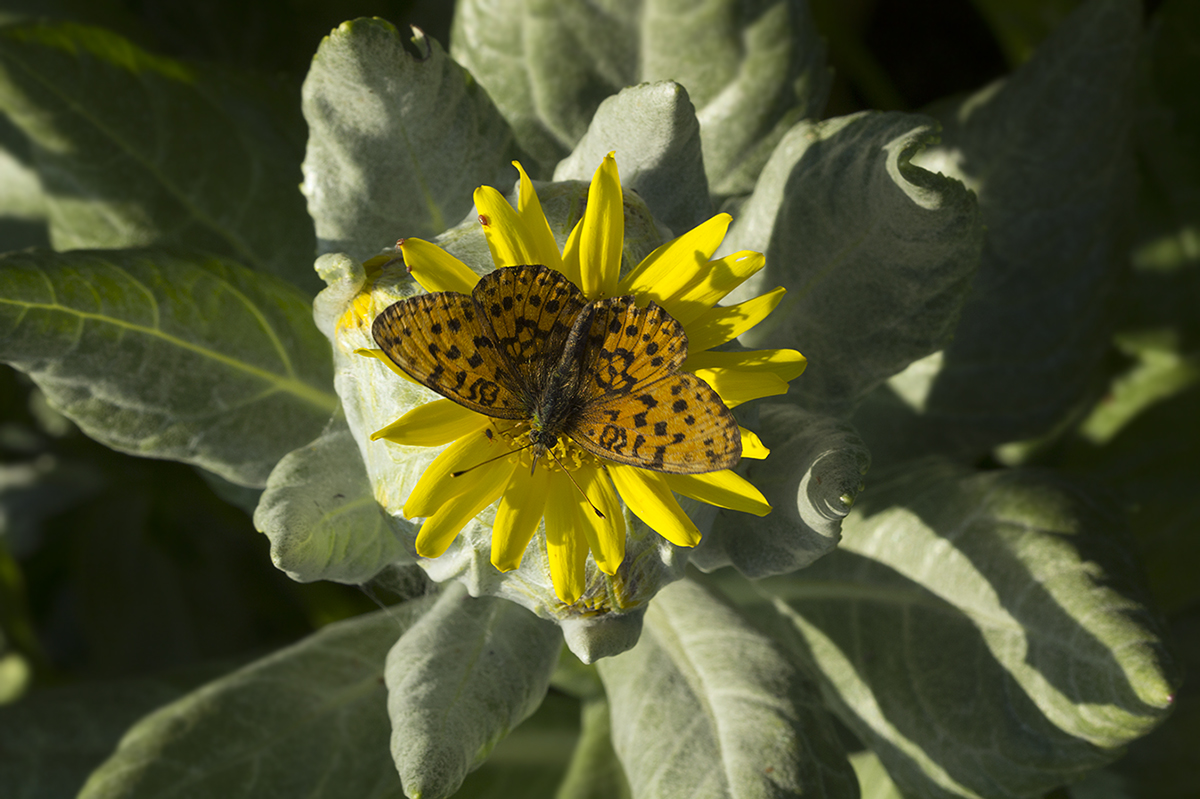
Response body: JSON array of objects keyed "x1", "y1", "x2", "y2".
[{"x1": 491, "y1": 421, "x2": 598, "y2": 472}]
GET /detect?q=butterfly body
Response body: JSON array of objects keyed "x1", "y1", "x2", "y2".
[{"x1": 372, "y1": 264, "x2": 740, "y2": 474}]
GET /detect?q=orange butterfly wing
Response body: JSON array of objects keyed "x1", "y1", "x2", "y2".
[
  {"x1": 372, "y1": 265, "x2": 588, "y2": 420},
  {"x1": 567, "y1": 299, "x2": 741, "y2": 474},
  {"x1": 372, "y1": 288, "x2": 532, "y2": 418},
  {"x1": 471, "y1": 265, "x2": 588, "y2": 394}
]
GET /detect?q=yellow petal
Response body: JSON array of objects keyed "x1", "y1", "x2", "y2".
[
  {"x1": 579, "y1": 153, "x2": 623, "y2": 299},
  {"x1": 400, "y1": 238, "x2": 479, "y2": 294},
  {"x1": 475, "y1": 185, "x2": 543, "y2": 268},
  {"x1": 560, "y1": 218, "x2": 583, "y2": 287},
  {"x1": 354, "y1": 348, "x2": 420, "y2": 383},
  {"x1": 513, "y1": 161, "x2": 565, "y2": 272},
  {"x1": 492, "y1": 463, "x2": 551, "y2": 572},
  {"x1": 574, "y1": 463, "x2": 625, "y2": 574},
  {"x1": 404, "y1": 426, "x2": 516, "y2": 517},
  {"x1": 739, "y1": 426, "x2": 770, "y2": 459},
  {"x1": 371, "y1": 399, "x2": 490, "y2": 446},
  {"x1": 415, "y1": 458, "x2": 516, "y2": 558},
  {"x1": 607, "y1": 464, "x2": 701, "y2": 548},
  {"x1": 544, "y1": 471, "x2": 590, "y2": 603},
  {"x1": 683, "y1": 348, "x2": 807, "y2": 384},
  {"x1": 362, "y1": 250, "x2": 401, "y2": 276},
  {"x1": 618, "y1": 213, "x2": 731, "y2": 299},
  {"x1": 663, "y1": 250, "x2": 766, "y2": 325},
  {"x1": 685, "y1": 287, "x2": 787, "y2": 353},
  {"x1": 691, "y1": 366, "x2": 790, "y2": 408},
  {"x1": 662, "y1": 470, "x2": 771, "y2": 516},
  {"x1": 338, "y1": 291, "x2": 379, "y2": 333}
]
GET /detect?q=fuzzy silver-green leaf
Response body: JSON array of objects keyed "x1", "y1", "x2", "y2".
[
  {"x1": 0, "y1": 248, "x2": 337, "y2": 487},
  {"x1": 302, "y1": 18, "x2": 522, "y2": 262}
]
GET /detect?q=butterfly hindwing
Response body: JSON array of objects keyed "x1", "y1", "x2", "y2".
[
  {"x1": 566, "y1": 298, "x2": 740, "y2": 473},
  {"x1": 372, "y1": 292, "x2": 528, "y2": 419},
  {"x1": 570, "y1": 372, "x2": 742, "y2": 473},
  {"x1": 472, "y1": 265, "x2": 588, "y2": 397}
]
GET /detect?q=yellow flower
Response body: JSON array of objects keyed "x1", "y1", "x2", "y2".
[{"x1": 363, "y1": 154, "x2": 804, "y2": 605}]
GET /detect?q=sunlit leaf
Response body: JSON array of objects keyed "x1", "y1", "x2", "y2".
[
  {"x1": 255, "y1": 414, "x2": 412, "y2": 585},
  {"x1": 302, "y1": 18, "x2": 522, "y2": 261},
  {"x1": 0, "y1": 248, "x2": 337, "y2": 487},
  {"x1": 598, "y1": 578, "x2": 858, "y2": 799},
  {"x1": 736, "y1": 458, "x2": 1177, "y2": 799},
  {"x1": 723, "y1": 111, "x2": 982, "y2": 416},
  {"x1": 451, "y1": 0, "x2": 829, "y2": 193},
  {"x1": 386, "y1": 584, "x2": 562, "y2": 799}
]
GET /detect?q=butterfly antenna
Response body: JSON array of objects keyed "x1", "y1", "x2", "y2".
[
  {"x1": 451, "y1": 440, "x2": 535, "y2": 477},
  {"x1": 545, "y1": 448, "x2": 605, "y2": 519}
]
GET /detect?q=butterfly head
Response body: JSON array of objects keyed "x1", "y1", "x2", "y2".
[{"x1": 526, "y1": 418, "x2": 563, "y2": 473}]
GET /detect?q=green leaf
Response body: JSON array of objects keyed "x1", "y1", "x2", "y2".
[
  {"x1": 79, "y1": 605, "x2": 432, "y2": 799},
  {"x1": 694, "y1": 400, "x2": 871, "y2": 577},
  {"x1": 723, "y1": 111, "x2": 983, "y2": 416},
  {"x1": 637, "y1": 0, "x2": 829, "y2": 197},
  {"x1": 555, "y1": 698, "x2": 631, "y2": 799},
  {"x1": 449, "y1": 0, "x2": 635, "y2": 175},
  {"x1": 745, "y1": 458, "x2": 1177, "y2": 799},
  {"x1": 450, "y1": 0, "x2": 829, "y2": 193},
  {"x1": 597, "y1": 578, "x2": 858, "y2": 799},
  {"x1": 0, "y1": 114, "x2": 49, "y2": 253},
  {"x1": 453, "y1": 690, "x2": 582, "y2": 799},
  {"x1": 0, "y1": 113, "x2": 44, "y2": 216},
  {"x1": 301, "y1": 18, "x2": 523, "y2": 262},
  {"x1": 1061, "y1": 386, "x2": 1200, "y2": 615},
  {"x1": 849, "y1": 750, "x2": 906, "y2": 799},
  {"x1": 553, "y1": 81, "x2": 712, "y2": 236},
  {"x1": 0, "y1": 22, "x2": 318, "y2": 293},
  {"x1": 1099, "y1": 605, "x2": 1200, "y2": 798},
  {"x1": 0, "y1": 247, "x2": 337, "y2": 488},
  {"x1": 0, "y1": 678, "x2": 189, "y2": 799},
  {"x1": 255, "y1": 413, "x2": 412, "y2": 585},
  {"x1": 905, "y1": 0, "x2": 1142, "y2": 457},
  {"x1": 385, "y1": 583, "x2": 563, "y2": 799}
]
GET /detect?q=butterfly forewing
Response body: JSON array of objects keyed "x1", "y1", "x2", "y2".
[
  {"x1": 473, "y1": 265, "x2": 588, "y2": 396},
  {"x1": 566, "y1": 298, "x2": 741, "y2": 474},
  {"x1": 372, "y1": 292, "x2": 528, "y2": 419},
  {"x1": 579, "y1": 299, "x2": 687, "y2": 397}
]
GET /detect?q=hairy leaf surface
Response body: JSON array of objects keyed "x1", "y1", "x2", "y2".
[
  {"x1": 385, "y1": 584, "x2": 562, "y2": 799},
  {"x1": 451, "y1": 0, "x2": 828, "y2": 193},
  {"x1": 907, "y1": 0, "x2": 1142, "y2": 456},
  {"x1": 79, "y1": 606, "x2": 435, "y2": 799},
  {"x1": 0, "y1": 22, "x2": 317, "y2": 292},
  {"x1": 0, "y1": 248, "x2": 337, "y2": 487},
  {"x1": 723, "y1": 111, "x2": 983, "y2": 416},
  {"x1": 694, "y1": 400, "x2": 871, "y2": 577},
  {"x1": 597, "y1": 578, "x2": 857, "y2": 799},
  {"x1": 302, "y1": 18, "x2": 522, "y2": 261},
  {"x1": 728, "y1": 459, "x2": 1177, "y2": 799},
  {"x1": 554, "y1": 81, "x2": 712, "y2": 236},
  {"x1": 255, "y1": 414, "x2": 411, "y2": 584}
]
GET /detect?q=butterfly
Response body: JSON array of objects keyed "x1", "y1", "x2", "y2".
[{"x1": 371, "y1": 264, "x2": 741, "y2": 474}]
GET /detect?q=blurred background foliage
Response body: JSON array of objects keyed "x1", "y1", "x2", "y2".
[{"x1": 1, "y1": 0, "x2": 1195, "y2": 797}]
